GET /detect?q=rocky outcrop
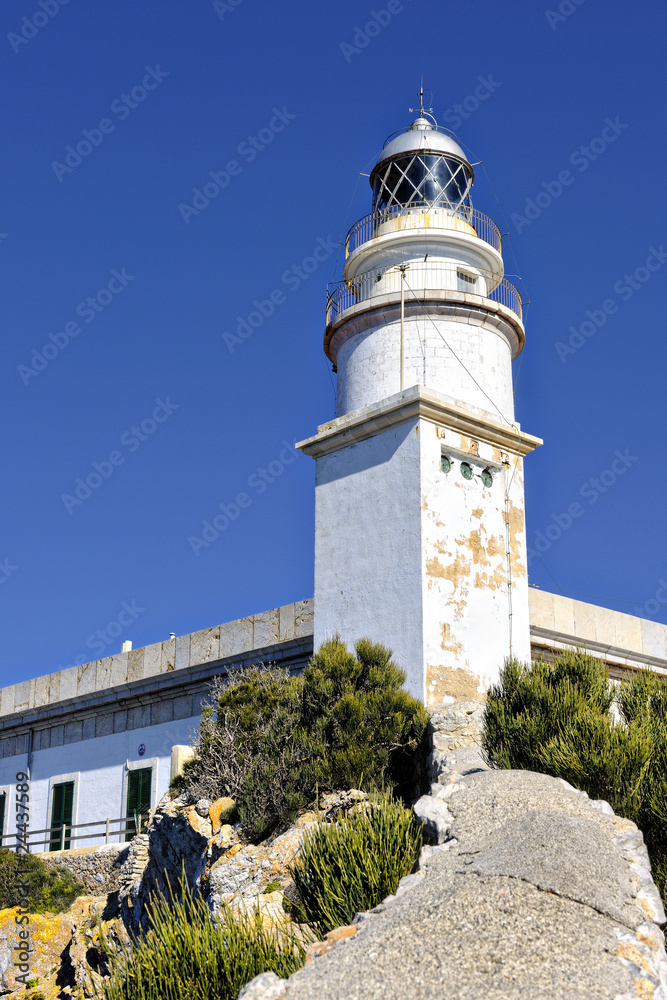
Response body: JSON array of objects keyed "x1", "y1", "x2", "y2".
[
  {"x1": 9, "y1": 701, "x2": 667, "y2": 1000},
  {"x1": 242, "y1": 713, "x2": 667, "y2": 1000},
  {"x1": 0, "y1": 894, "x2": 126, "y2": 999}
]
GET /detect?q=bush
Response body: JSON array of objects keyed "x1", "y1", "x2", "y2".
[
  {"x1": 98, "y1": 879, "x2": 305, "y2": 1000},
  {"x1": 289, "y1": 792, "x2": 423, "y2": 933},
  {"x1": 0, "y1": 849, "x2": 85, "y2": 913},
  {"x1": 482, "y1": 652, "x2": 667, "y2": 902},
  {"x1": 180, "y1": 638, "x2": 429, "y2": 841}
]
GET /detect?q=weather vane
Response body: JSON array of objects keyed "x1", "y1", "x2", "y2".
[{"x1": 409, "y1": 78, "x2": 433, "y2": 117}]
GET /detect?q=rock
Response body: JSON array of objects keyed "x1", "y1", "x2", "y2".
[
  {"x1": 238, "y1": 970, "x2": 288, "y2": 999},
  {"x1": 412, "y1": 795, "x2": 453, "y2": 845},
  {"x1": 318, "y1": 790, "x2": 367, "y2": 821},
  {"x1": 119, "y1": 799, "x2": 210, "y2": 933},
  {"x1": 195, "y1": 798, "x2": 212, "y2": 817},
  {"x1": 304, "y1": 923, "x2": 357, "y2": 964},
  {"x1": 209, "y1": 796, "x2": 236, "y2": 833},
  {"x1": 273, "y1": 768, "x2": 667, "y2": 999},
  {"x1": 428, "y1": 700, "x2": 484, "y2": 754},
  {"x1": 211, "y1": 823, "x2": 236, "y2": 849},
  {"x1": 294, "y1": 811, "x2": 318, "y2": 828},
  {"x1": 0, "y1": 895, "x2": 125, "y2": 999},
  {"x1": 208, "y1": 822, "x2": 316, "y2": 917}
]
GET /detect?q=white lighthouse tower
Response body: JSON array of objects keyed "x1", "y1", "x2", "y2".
[{"x1": 297, "y1": 98, "x2": 542, "y2": 706}]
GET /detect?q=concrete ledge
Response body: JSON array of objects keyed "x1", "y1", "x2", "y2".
[
  {"x1": 297, "y1": 384, "x2": 542, "y2": 460},
  {"x1": 0, "y1": 600, "x2": 313, "y2": 720},
  {"x1": 324, "y1": 287, "x2": 525, "y2": 362},
  {"x1": 529, "y1": 589, "x2": 667, "y2": 675},
  {"x1": 0, "y1": 635, "x2": 314, "y2": 751}
]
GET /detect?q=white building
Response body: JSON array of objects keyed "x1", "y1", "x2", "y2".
[{"x1": 2, "y1": 105, "x2": 666, "y2": 853}]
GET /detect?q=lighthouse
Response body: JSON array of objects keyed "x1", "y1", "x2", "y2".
[{"x1": 297, "y1": 98, "x2": 542, "y2": 706}]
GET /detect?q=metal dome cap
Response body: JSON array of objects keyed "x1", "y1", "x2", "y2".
[{"x1": 373, "y1": 115, "x2": 473, "y2": 175}]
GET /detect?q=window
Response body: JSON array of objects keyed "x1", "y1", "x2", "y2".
[
  {"x1": 457, "y1": 270, "x2": 478, "y2": 293},
  {"x1": 372, "y1": 153, "x2": 473, "y2": 217},
  {"x1": 50, "y1": 781, "x2": 74, "y2": 851},
  {"x1": 126, "y1": 768, "x2": 152, "y2": 841},
  {"x1": 0, "y1": 793, "x2": 5, "y2": 848}
]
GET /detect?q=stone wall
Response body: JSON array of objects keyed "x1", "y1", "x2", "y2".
[
  {"x1": 529, "y1": 588, "x2": 667, "y2": 676},
  {"x1": 37, "y1": 843, "x2": 129, "y2": 895}
]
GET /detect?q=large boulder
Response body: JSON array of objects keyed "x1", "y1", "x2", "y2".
[{"x1": 244, "y1": 767, "x2": 667, "y2": 1000}]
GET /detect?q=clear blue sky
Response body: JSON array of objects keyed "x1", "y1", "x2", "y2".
[{"x1": 3, "y1": 0, "x2": 666, "y2": 686}]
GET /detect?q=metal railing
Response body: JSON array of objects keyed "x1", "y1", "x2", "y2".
[
  {"x1": 4, "y1": 810, "x2": 150, "y2": 852},
  {"x1": 345, "y1": 205, "x2": 502, "y2": 257},
  {"x1": 326, "y1": 260, "x2": 522, "y2": 327}
]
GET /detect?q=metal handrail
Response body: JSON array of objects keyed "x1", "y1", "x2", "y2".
[
  {"x1": 345, "y1": 205, "x2": 502, "y2": 257},
  {"x1": 326, "y1": 260, "x2": 522, "y2": 327},
  {"x1": 3, "y1": 810, "x2": 150, "y2": 852}
]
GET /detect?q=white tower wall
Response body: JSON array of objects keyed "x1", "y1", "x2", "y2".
[
  {"x1": 333, "y1": 304, "x2": 518, "y2": 422},
  {"x1": 306, "y1": 386, "x2": 538, "y2": 704},
  {"x1": 313, "y1": 419, "x2": 425, "y2": 697}
]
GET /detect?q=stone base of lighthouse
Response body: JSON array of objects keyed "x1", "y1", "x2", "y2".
[{"x1": 297, "y1": 385, "x2": 542, "y2": 707}]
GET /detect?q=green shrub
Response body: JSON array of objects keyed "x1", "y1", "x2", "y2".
[
  {"x1": 482, "y1": 652, "x2": 667, "y2": 902},
  {"x1": 97, "y1": 879, "x2": 305, "y2": 1000},
  {"x1": 0, "y1": 849, "x2": 85, "y2": 913},
  {"x1": 289, "y1": 792, "x2": 423, "y2": 933},
  {"x1": 181, "y1": 638, "x2": 429, "y2": 842}
]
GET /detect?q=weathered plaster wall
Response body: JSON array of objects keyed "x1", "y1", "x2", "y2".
[{"x1": 420, "y1": 420, "x2": 531, "y2": 705}]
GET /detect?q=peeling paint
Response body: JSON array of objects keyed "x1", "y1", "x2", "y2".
[
  {"x1": 425, "y1": 663, "x2": 486, "y2": 705},
  {"x1": 472, "y1": 508, "x2": 483, "y2": 519},
  {"x1": 426, "y1": 552, "x2": 470, "y2": 587},
  {"x1": 474, "y1": 566, "x2": 507, "y2": 591},
  {"x1": 507, "y1": 501, "x2": 527, "y2": 579},
  {"x1": 440, "y1": 622, "x2": 463, "y2": 655}
]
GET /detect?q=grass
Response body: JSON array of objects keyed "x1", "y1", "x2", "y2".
[
  {"x1": 97, "y1": 879, "x2": 305, "y2": 1000},
  {"x1": 289, "y1": 792, "x2": 423, "y2": 933}
]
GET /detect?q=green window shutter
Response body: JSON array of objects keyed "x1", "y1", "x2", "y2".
[
  {"x1": 126, "y1": 768, "x2": 152, "y2": 841},
  {"x1": 50, "y1": 782, "x2": 74, "y2": 851}
]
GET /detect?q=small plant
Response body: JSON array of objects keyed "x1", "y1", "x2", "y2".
[
  {"x1": 289, "y1": 792, "x2": 423, "y2": 933},
  {"x1": 0, "y1": 849, "x2": 84, "y2": 913},
  {"x1": 263, "y1": 880, "x2": 281, "y2": 894},
  {"x1": 97, "y1": 879, "x2": 305, "y2": 1000}
]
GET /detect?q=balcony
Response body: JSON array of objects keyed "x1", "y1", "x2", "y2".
[
  {"x1": 326, "y1": 259, "x2": 523, "y2": 329},
  {"x1": 345, "y1": 205, "x2": 502, "y2": 258}
]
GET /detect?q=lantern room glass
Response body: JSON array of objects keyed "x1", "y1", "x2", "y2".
[{"x1": 372, "y1": 153, "x2": 473, "y2": 221}]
